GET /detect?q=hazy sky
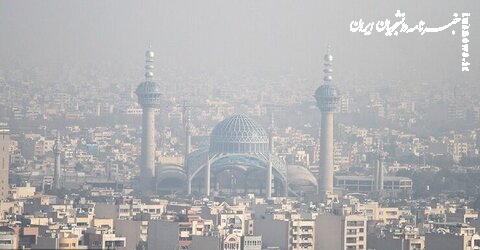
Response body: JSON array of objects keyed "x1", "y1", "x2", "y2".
[{"x1": 0, "y1": 0, "x2": 478, "y2": 85}]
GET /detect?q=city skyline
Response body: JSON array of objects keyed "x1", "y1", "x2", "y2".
[{"x1": 0, "y1": 1, "x2": 479, "y2": 250}]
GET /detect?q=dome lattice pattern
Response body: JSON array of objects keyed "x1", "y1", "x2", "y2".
[
  {"x1": 210, "y1": 114, "x2": 269, "y2": 153},
  {"x1": 136, "y1": 81, "x2": 162, "y2": 108}
]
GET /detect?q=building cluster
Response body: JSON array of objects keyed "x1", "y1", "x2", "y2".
[
  {"x1": 0, "y1": 45, "x2": 479, "y2": 250},
  {"x1": 1, "y1": 191, "x2": 480, "y2": 250}
]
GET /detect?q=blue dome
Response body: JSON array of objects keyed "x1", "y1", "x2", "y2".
[
  {"x1": 315, "y1": 84, "x2": 340, "y2": 112},
  {"x1": 210, "y1": 114, "x2": 269, "y2": 153},
  {"x1": 136, "y1": 81, "x2": 162, "y2": 108}
]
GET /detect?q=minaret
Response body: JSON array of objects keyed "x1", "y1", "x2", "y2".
[
  {"x1": 185, "y1": 108, "x2": 192, "y2": 156},
  {"x1": 375, "y1": 142, "x2": 387, "y2": 191},
  {"x1": 0, "y1": 123, "x2": 10, "y2": 200},
  {"x1": 53, "y1": 132, "x2": 62, "y2": 190},
  {"x1": 136, "y1": 44, "x2": 162, "y2": 192},
  {"x1": 314, "y1": 48, "x2": 340, "y2": 199}
]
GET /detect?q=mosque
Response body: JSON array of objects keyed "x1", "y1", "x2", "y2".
[
  {"x1": 154, "y1": 114, "x2": 318, "y2": 197},
  {"x1": 136, "y1": 45, "x2": 411, "y2": 198},
  {"x1": 133, "y1": 45, "x2": 320, "y2": 198}
]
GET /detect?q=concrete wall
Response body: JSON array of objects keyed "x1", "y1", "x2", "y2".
[
  {"x1": 254, "y1": 218, "x2": 289, "y2": 250},
  {"x1": 315, "y1": 215, "x2": 342, "y2": 250},
  {"x1": 94, "y1": 203, "x2": 117, "y2": 219},
  {"x1": 367, "y1": 234, "x2": 406, "y2": 250},
  {"x1": 114, "y1": 219, "x2": 144, "y2": 250},
  {"x1": 32, "y1": 237, "x2": 57, "y2": 249},
  {"x1": 147, "y1": 221, "x2": 179, "y2": 250},
  {"x1": 425, "y1": 233, "x2": 464, "y2": 250},
  {"x1": 190, "y1": 236, "x2": 221, "y2": 250}
]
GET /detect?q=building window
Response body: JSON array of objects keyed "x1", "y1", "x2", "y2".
[
  {"x1": 346, "y1": 237, "x2": 356, "y2": 243},
  {"x1": 0, "y1": 240, "x2": 12, "y2": 245},
  {"x1": 474, "y1": 240, "x2": 480, "y2": 247}
]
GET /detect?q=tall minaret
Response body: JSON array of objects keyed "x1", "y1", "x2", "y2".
[
  {"x1": 53, "y1": 132, "x2": 62, "y2": 190},
  {"x1": 314, "y1": 48, "x2": 340, "y2": 199},
  {"x1": 0, "y1": 123, "x2": 10, "y2": 200},
  {"x1": 375, "y1": 142, "x2": 387, "y2": 191},
  {"x1": 136, "y1": 44, "x2": 162, "y2": 192},
  {"x1": 185, "y1": 108, "x2": 192, "y2": 156}
]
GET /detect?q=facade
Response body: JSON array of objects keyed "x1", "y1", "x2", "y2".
[
  {"x1": 147, "y1": 214, "x2": 214, "y2": 250},
  {"x1": 446, "y1": 208, "x2": 479, "y2": 224},
  {"x1": 254, "y1": 217, "x2": 290, "y2": 250},
  {"x1": 367, "y1": 231, "x2": 425, "y2": 250},
  {"x1": 315, "y1": 214, "x2": 367, "y2": 250},
  {"x1": 190, "y1": 236, "x2": 221, "y2": 250},
  {"x1": 95, "y1": 200, "x2": 166, "y2": 220},
  {"x1": 58, "y1": 234, "x2": 81, "y2": 249},
  {"x1": 223, "y1": 234, "x2": 242, "y2": 250},
  {"x1": 290, "y1": 218, "x2": 315, "y2": 250},
  {"x1": 147, "y1": 221, "x2": 179, "y2": 250},
  {"x1": 220, "y1": 234, "x2": 262, "y2": 250},
  {"x1": 0, "y1": 227, "x2": 17, "y2": 250},
  {"x1": 425, "y1": 223, "x2": 480, "y2": 250},
  {"x1": 426, "y1": 232, "x2": 480, "y2": 250},
  {"x1": 114, "y1": 219, "x2": 148, "y2": 250},
  {"x1": 356, "y1": 202, "x2": 401, "y2": 224},
  {"x1": 242, "y1": 235, "x2": 262, "y2": 250},
  {"x1": 334, "y1": 176, "x2": 413, "y2": 193},
  {"x1": 0, "y1": 123, "x2": 9, "y2": 200},
  {"x1": 84, "y1": 228, "x2": 126, "y2": 250},
  {"x1": 10, "y1": 183, "x2": 35, "y2": 199}
]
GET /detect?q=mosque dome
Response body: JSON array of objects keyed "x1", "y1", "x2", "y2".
[{"x1": 210, "y1": 114, "x2": 269, "y2": 153}]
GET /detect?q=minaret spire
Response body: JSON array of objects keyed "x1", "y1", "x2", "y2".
[
  {"x1": 323, "y1": 45, "x2": 334, "y2": 83},
  {"x1": 145, "y1": 43, "x2": 155, "y2": 81}
]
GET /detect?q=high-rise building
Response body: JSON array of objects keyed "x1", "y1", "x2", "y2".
[
  {"x1": 0, "y1": 123, "x2": 10, "y2": 200},
  {"x1": 136, "y1": 45, "x2": 162, "y2": 192},
  {"x1": 314, "y1": 50, "x2": 340, "y2": 199}
]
